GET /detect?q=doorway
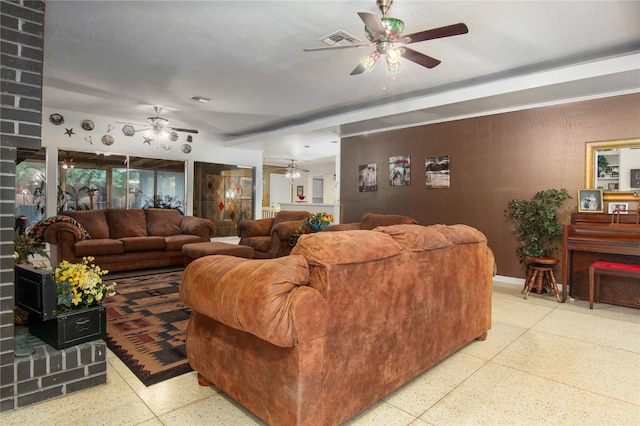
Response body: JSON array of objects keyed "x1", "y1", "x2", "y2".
[{"x1": 270, "y1": 174, "x2": 291, "y2": 209}]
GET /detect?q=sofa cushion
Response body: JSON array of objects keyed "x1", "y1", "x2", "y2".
[
  {"x1": 63, "y1": 210, "x2": 109, "y2": 239},
  {"x1": 374, "y1": 224, "x2": 451, "y2": 251},
  {"x1": 73, "y1": 239, "x2": 124, "y2": 257},
  {"x1": 106, "y1": 209, "x2": 147, "y2": 238},
  {"x1": 164, "y1": 234, "x2": 204, "y2": 251},
  {"x1": 292, "y1": 229, "x2": 403, "y2": 267},
  {"x1": 241, "y1": 236, "x2": 272, "y2": 253},
  {"x1": 120, "y1": 236, "x2": 166, "y2": 252},
  {"x1": 145, "y1": 208, "x2": 183, "y2": 236},
  {"x1": 360, "y1": 213, "x2": 417, "y2": 230}
]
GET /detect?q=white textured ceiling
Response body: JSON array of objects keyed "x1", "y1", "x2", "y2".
[{"x1": 42, "y1": 1, "x2": 640, "y2": 167}]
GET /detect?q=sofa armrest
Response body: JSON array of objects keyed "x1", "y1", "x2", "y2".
[
  {"x1": 181, "y1": 255, "x2": 326, "y2": 347},
  {"x1": 323, "y1": 222, "x2": 360, "y2": 232},
  {"x1": 180, "y1": 216, "x2": 215, "y2": 240},
  {"x1": 237, "y1": 218, "x2": 274, "y2": 238},
  {"x1": 42, "y1": 222, "x2": 82, "y2": 245},
  {"x1": 272, "y1": 220, "x2": 306, "y2": 240}
]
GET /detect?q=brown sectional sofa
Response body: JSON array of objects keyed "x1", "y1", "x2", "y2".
[
  {"x1": 323, "y1": 212, "x2": 418, "y2": 231},
  {"x1": 181, "y1": 223, "x2": 494, "y2": 426},
  {"x1": 42, "y1": 208, "x2": 215, "y2": 272}
]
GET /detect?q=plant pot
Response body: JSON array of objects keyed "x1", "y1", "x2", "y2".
[{"x1": 28, "y1": 305, "x2": 107, "y2": 350}]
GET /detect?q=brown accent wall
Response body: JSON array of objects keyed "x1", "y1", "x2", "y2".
[{"x1": 340, "y1": 93, "x2": 640, "y2": 279}]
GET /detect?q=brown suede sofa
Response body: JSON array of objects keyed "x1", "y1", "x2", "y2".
[
  {"x1": 181, "y1": 223, "x2": 494, "y2": 426},
  {"x1": 323, "y1": 212, "x2": 418, "y2": 232},
  {"x1": 42, "y1": 208, "x2": 215, "y2": 272}
]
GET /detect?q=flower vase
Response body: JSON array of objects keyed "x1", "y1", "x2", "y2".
[{"x1": 310, "y1": 222, "x2": 329, "y2": 233}]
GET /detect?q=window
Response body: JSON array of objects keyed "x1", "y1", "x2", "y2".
[{"x1": 15, "y1": 157, "x2": 46, "y2": 226}]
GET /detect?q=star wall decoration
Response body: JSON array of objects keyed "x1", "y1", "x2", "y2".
[
  {"x1": 64, "y1": 128, "x2": 75, "y2": 137},
  {"x1": 143, "y1": 136, "x2": 153, "y2": 145}
]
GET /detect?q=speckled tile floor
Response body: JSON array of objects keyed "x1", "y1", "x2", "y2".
[{"x1": 2, "y1": 280, "x2": 639, "y2": 426}]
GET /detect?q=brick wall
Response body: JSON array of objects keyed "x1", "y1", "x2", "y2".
[
  {"x1": 1, "y1": 0, "x2": 106, "y2": 412},
  {"x1": 1, "y1": 0, "x2": 46, "y2": 411}
]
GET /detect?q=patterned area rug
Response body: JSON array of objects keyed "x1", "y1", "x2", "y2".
[{"x1": 104, "y1": 270, "x2": 192, "y2": 386}]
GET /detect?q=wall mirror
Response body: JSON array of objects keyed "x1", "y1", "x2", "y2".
[{"x1": 585, "y1": 138, "x2": 640, "y2": 202}]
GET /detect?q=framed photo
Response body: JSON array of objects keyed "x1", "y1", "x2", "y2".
[
  {"x1": 359, "y1": 163, "x2": 377, "y2": 192},
  {"x1": 578, "y1": 189, "x2": 603, "y2": 213},
  {"x1": 425, "y1": 155, "x2": 450, "y2": 189},
  {"x1": 389, "y1": 155, "x2": 411, "y2": 186},
  {"x1": 296, "y1": 185, "x2": 304, "y2": 196},
  {"x1": 608, "y1": 202, "x2": 629, "y2": 214},
  {"x1": 631, "y1": 169, "x2": 640, "y2": 189}
]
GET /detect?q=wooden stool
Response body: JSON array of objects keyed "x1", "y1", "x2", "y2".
[
  {"x1": 588, "y1": 261, "x2": 640, "y2": 309},
  {"x1": 523, "y1": 256, "x2": 561, "y2": 302}
]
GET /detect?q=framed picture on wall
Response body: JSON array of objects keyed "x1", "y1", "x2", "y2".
[
  {"x1": 631, "y1": 169, "x2": 640, "y2": 189},
  {"x1": 389, "y1": 155, "x2": 411, "y2": 186},
  {"x1": 425, "y1": 155, "x2": 450, "y2": 189},
  {"x1": 359, "y1": 163, "x2": 377, "y2": 192},
  {"x1": 296, "y1": 185, "x2": 304, "y2": 196},
  {"x1": 577, "y1": 189, "x2": 603, "y2": 213}
]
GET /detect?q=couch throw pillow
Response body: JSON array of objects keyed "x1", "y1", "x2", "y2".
[
  {"x1": 63, "y1": 209, "x2": 110, "y2": 239},
  {"x1": 145, "y1": 208, "x2": 182, "y2": 236},
  {"x1": 106, "y1": 209, "x2": 148, "y2": 238}
]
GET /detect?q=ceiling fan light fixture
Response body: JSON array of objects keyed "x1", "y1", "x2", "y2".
[
  {"x1": 362, "y1": 51, "x2": 380, "y2": 71},
  {"x1": 285, "y1": 169, "x2": 301, "y2": 179}
]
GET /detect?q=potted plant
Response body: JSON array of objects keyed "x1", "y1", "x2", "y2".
[
  {"x1": 297, "y1": 212, "x2": 334, "y2": 234},
  {"x1": 13, "y1": 230, "x2": 49, "y2": 265},
  {"x1": 504, "y1": 188, "x2": 572, "y2": 263}
]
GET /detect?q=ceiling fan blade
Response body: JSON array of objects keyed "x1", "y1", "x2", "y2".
[
  {"x1": 404, "y1": 23, "x2": 468, "y2": 44},
  {"x1": 304, "y1": 43, "x2": 372, "y2": 52},
  {"x1": 168, "y1": 127, "x2": 199, "y2": 134},
  {"x1": 350, "y1": 63, "x2": 367, "y2": 75},
  {"x1": 358, "y1": 11, "x2": 386, "y2": 41},
  {"x1": 402, "y1": 47, "x2": 441, "y2": 69}
]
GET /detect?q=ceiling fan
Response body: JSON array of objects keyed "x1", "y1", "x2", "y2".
[
  {"x1": 303, "y1": 0, "x2": 468, "y2": 75},
  {"x1": 272, "y1": 160, "x2": 309, "y2": 179},
  {"x1": 118, "y1": 106, "x2": 199, "y2": 139}
]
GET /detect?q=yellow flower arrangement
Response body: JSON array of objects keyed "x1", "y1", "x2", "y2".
[
  {"x1": 55, "y1": 257, "x2": 116, "y2": 312},
  {"x1": 297, "y1": 211, "x2": 334, "y2": 234}
]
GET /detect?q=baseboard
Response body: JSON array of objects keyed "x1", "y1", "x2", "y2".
[{"x1": 494, "y1": 275, "x2": 566, "y2": 292}]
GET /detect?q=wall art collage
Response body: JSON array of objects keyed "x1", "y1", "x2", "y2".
[{"x1": 359, "y1": 155, "x2": 450, "y2": 192}]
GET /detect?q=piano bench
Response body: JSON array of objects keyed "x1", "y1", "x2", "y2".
[{"x1": 589, "y1": 261, "x2": 640, "y2": 309}]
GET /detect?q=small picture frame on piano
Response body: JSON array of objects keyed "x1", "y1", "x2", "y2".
[
  {"x1": 578, "y1": 189, "x2": 604, "y2": 213},
  {"x1": 608, "y1": 202, "x2": 629, "y2": 214}
]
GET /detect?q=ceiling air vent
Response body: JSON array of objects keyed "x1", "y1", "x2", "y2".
[{"x1": 321, "y1": 30, "x2": 361, "y2": 47}]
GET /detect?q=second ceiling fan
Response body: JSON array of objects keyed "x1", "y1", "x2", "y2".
[{"x1": 304, "y1": 0, "x2": 468, "y2": 75}]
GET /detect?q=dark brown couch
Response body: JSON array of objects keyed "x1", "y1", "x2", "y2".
[
  {"x1": 42, "y1": 208, "x2": 215, "y2": 272},
  {"x1": 181, "y1": 223, "x2": 494, "y2": 425}
]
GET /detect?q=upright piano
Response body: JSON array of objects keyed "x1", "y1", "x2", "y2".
[{"x1": 562, "y1": 212, "x2": 640, "y2": 308}]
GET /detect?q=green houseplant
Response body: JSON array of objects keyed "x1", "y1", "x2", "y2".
[{"x1": 504, "y1": 188, "x2": 572, "y2": 263}]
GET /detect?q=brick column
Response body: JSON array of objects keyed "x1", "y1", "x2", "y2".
[{"x1": 0, "y1": 0, "x2": 45, "y2": 411}]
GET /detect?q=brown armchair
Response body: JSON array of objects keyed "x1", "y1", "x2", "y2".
[
  {"x1": 237, "y1": 210, "x2": 310, "y2": 258},
  {"x1": 323, "y1": 212, "x2": 418, "y2": 232}
]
